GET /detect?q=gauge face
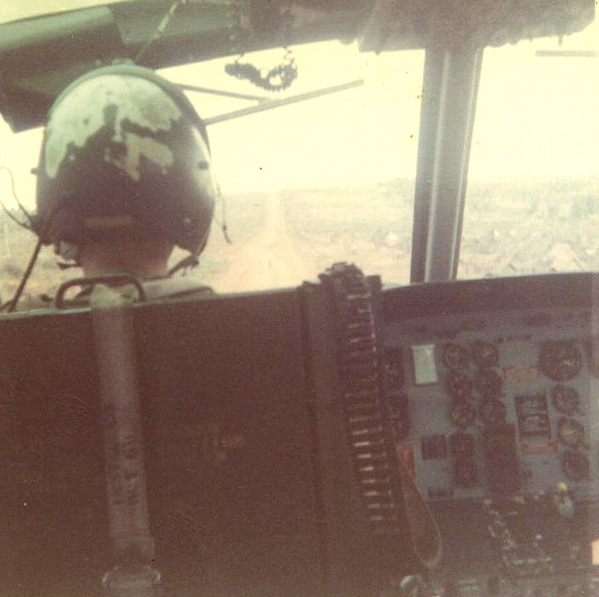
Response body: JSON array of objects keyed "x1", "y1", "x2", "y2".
[
  {"x1": 455, "y1": 459, "x2": 478, "y2": 488},
  {"x1": 475, "y1": 369, "x2": 503, "y2": 399},
  {"x1": 552, "y1": 385, "x2": 580, "y2": 416},
  {"x1": 450, "y1": 400, "x2": 476, "y2": 429},
  {"x1": 562, "y1": 450, "x2": 589, "y2": 481},
  {"x1": 473, "y1": 341, "x2": 499, "y2": 369},
  {"x1": 443, "y1": 343, "x2": 470, "y2": 369},
  {"x1": 539, "y1": 341, "x2": 582, "y2": 382},
  {"x1": 479, "y1": 399, "x2": 507, "y2": 426},
  {"x1": 450, "y1": 432, "x2": 475, "y2": 459},
  {"x1": 446, "y1": 370, "x2": 473, "y2": 400},
  {"x1": 557, "y1": 418, "x2": 585, "y2": 448}
]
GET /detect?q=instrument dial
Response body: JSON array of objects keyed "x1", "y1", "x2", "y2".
[
  {"x1": 450, "y1": 432, "x2": 475, "y2": 459},
  {"x1": 551, "y1": 385, "x2": 580, "y2": 416},
  {"x1": 557, "y1": 418, "x2": 585, "y2": 448},
  {"x1": 479, "y1": 398, "x2": 507, "y2": 426},
  {"x1": 475, "y1": 369, "x2": 503, "y2": 399},
  {"x1": 562, "y1": 450, "x2": 589, "y2": 481},
  {"x1": 446, "y1": 370, "x2": 473, "y2": 400},
  {"x1": 450, "y1": 400, "x2": 476, "y2": 429},
  {"x1": 473, "y1": 341, "x2": 499, "y2": 369},
  {"x1": 443, "y1": 343, "x2": 470, "y2": 369},
  {"x1": 539, "y1": 341, "x2": 582, "y2": 382}
]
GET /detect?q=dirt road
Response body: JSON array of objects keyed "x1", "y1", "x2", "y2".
[{"x1": 210, "y1": 192, "x2": 310, "y2": 292}]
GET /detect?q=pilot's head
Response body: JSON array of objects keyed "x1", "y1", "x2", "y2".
[{"x1": 35, "y1": 64, "x2": 216, "y2": 277}]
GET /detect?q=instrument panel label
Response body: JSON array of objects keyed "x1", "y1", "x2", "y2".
[
  {"x1": 502, "y1": 365, "x2": 538, "y2": 383},
  {"x1": 521, "y1": 439, "x2": 558, "y2": 454},
  {"x1": 516, "y1": 394, "x2": 551, "y2": 439}
]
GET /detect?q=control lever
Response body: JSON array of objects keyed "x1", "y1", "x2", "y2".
[
  {"x1": 89, "y1": 285, "x2": 159, "y2": 596},
  {"x1": 55, "y1": 274, "x2": 146, "y2": 309}
]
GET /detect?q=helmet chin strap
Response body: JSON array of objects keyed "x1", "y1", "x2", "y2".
[
  {"x1": 57, "y1": 261, "x2": 79, "y2": 270},
  {"x1": 167, "y1": 252, "x2": 199, "y2": 277},
  {"x1": 167, "y1": 220, "x2": 216, "y2": 277}
]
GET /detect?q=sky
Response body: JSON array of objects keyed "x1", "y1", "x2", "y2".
[{"x1": 0, "y1": 4, "x2": 597, "y2": 210}]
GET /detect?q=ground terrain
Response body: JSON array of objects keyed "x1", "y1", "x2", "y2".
[{"x1": 1, "y1": 177, "x2": 598, "y2": 307}]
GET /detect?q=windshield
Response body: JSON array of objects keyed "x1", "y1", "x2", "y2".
[
  {"x1": 459, "y1": 19, "x2": 599, "y2": 279},
  {"x1": 0, "y1": 40, "x2": 424, "y2": 299},
  {"x1": 0, "y1": 6, "x2": 597, "y2": 303},
  {"x1": 0, "y1": 1, "x2": 122, "y2": 25}
]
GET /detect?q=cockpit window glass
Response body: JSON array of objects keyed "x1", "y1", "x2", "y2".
[
  {"x1": 0, "y1": 2, "x2": 121, "y2": 25},
  {"x1": 168, "y1": 43, "x2": 424, "y2": 292},
  {"x1": 1, "y1": 42, "x2": 422, "y2": 300},
  {"x1": 459, "y1": 19, "x2": 599, "y2": 279}
]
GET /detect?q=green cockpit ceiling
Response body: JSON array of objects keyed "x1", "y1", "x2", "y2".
[{"x1": 0, "y1": 0, "x2": 594, "y2": 133}]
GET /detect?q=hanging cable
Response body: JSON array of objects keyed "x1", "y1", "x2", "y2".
[
  {"x1": 225, "y1": 4, "x2": 298, "y2": 92},
  {"x1": 224, "y1": 50, "x2": 298, "y2": 92},
  {"x1": 134, "y1": 0, "x2": 184, "y2": 64},
  {"x1": 2, "y1": 206, "x2": 60, "y2": 313},
  {"x1": 0, "y1": 166, "x2": 35, "y2": 230},
  {"x1": 5, "y1": 235, "x2": 44, "y2": 313},
  {"x1": 167, "y1": 254, "x2": 199, "y2": 277},
  {"x1": 212, "y1": 185, "x2": 232, "y2": 245}
]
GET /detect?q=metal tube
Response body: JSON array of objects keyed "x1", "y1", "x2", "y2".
[
  {"x1": 175, "y1": 82, "x2": 270, "y2": 102},
  {"x1": 205, "y1": 79, "x2": 364, "y2": 125},
  {"x1": 410, "y1": 47, "x2": 483, "y2": 283},
  {"x1": 535, "y1": 50, "x2": 599, "y2": 58},
  {"x1": 91, "y1": 287, "x2": 158, "y2": 596}
]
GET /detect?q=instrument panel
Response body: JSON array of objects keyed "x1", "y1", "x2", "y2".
[{"x1": 381, "y1": 274, "x2": 599, "y2": 503}]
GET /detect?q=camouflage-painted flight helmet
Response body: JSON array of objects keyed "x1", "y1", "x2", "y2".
[{"x1": 35, "y1": 64, "x2": 216, "y2": 262}]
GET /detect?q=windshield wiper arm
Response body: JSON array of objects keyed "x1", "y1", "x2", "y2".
[
  {"x1": 204, "y1": 79, "x2": 364, "y2": 125},
  {"x1": 175, "y1": 82, "x2": 270, "y2": 102}
]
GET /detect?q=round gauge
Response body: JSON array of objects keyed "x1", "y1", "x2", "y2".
[
  {"x1": 475, "y1": 369, "x2": 503, "y2": 399},
  {"x1": 552, "y1": 385, "x2": 580, "y2": 416},
  {"x1": 443, "y1": 343, "x2": 470, "y2": 369},
  {"x1": 473, "y1": 341, "x2": 499, "y2": 369},
  {"x1": 562, "y1": 450, "x2": 589, "y2": 482},
  {"x1": 450, "y1": 432, "x2": 475, "y2": 459},
  {"x1": 450, "y1": 400, "x2": 476, "y2": 429},
  {"x1": 455, "y1": 459, "x2": 478, "y2": 488},
  {"x1": 479, "y1": 398, "x2": 507, "y2": 426},
  {"x1": 557, "y1": 418, "x2": 585, "y2": 448},
  {"x1": 539, "y1": 341, "x2": 582, "y2": 382},
  {"x1": 446, "y1": 370, "x2": 473, "y2": 400}
]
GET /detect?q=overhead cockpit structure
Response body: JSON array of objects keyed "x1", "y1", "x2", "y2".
[{"x1": 0, "y1": 0, "x2": 594, "y2": 133}]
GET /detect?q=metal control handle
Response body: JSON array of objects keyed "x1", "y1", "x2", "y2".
[{"x1": 55, "y1": 274, "x2": 146, "y2": 309}]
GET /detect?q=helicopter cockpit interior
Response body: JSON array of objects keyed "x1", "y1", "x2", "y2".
[{"x1": 0, "y1": 1, "x2": 597, "y2": 596}]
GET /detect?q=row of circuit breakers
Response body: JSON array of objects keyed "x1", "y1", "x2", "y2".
[{"x1": 381, "y1": 323, "x2": 595, "y2": 498}]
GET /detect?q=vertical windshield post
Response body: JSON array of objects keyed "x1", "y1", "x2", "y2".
[{"x1": 411, "y1": 47, "x2": 482, "y2": 283}]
